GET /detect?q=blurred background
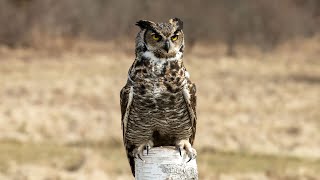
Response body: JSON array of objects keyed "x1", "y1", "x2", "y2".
[{"x1": 0, "y1": 0, "x2": 319, "y2": 179}]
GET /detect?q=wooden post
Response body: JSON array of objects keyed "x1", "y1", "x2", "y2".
[{"x1": 135, "y1": 146, "x2": 198, "y2": 180}]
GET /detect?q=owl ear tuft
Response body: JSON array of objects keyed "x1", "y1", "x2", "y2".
[
  {"x1": 136, "y1": 20, "x2": 155, "y2": 30},
  {"x1": 170, "y1": 17, "x2": 183, "y2": 31}
]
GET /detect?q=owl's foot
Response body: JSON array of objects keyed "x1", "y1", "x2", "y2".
[
  {"x1": 132, "y1": 140, "x2": 154, "y2": 161},
  {"x1": 176, "y1": 139, "x2": 197, "y2": 162}
]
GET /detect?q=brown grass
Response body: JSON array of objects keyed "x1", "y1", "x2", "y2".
[{"x1": 0, "y1": 36, "x2": 319, "y2": 179}]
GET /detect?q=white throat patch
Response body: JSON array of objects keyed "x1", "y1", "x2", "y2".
[
  {"x1": 142, "y1": 51, "x2": 182, "y2": 75},
  {"x1": 141, "y1": 51, "x2": 183, "y2": 97},
  {"x1": 143, "y1": 51, "x2": 182, "y2": 62}
]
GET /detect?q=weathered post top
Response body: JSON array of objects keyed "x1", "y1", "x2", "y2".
[{"x1": 135, "y1": 146, "x2": 198, "y2": 180}]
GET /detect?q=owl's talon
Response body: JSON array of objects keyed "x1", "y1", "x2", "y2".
[
  {"x1": 178, "y1": 147, "x2": 182, "y2": 157},
  {"x1": 186, "y1": 148, "x2": 197, "y2": 162},
  {"x1": 133, "y1": 140, "x2": 154, "y2": 160},
  {"x1": 146, "y1": 145, "x2": 151, "y2": 155},
  {"x1": 137, "y1": 154, "x2": 143, "y2": 161},
  {"x1": 176, "y1": 139, "x2": 197, "y2": 162}
]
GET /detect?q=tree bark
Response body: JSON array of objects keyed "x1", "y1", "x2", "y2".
[{"x1": 135, "y1": 146, "x2": 198, "y2": 180}]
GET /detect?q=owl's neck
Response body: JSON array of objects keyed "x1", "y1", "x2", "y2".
[
  {"x1": 129, "y1": 51, "x2": 186, "y2": 83},
  {"x1": 144, "y1": 51, "x2": 183, "y2": 75}
]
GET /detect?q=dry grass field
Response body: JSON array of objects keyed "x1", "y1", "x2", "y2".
[{"x1": 0, "y1": 37, "x2": 319, "y2": 179}]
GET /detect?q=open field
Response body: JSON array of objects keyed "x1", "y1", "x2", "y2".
[
  {"x1": 0, "y1": 141, "x2": 319, "y2": 180},
  {"x1": 0, "y1": 37, "x2": 319, "y2": 179}
]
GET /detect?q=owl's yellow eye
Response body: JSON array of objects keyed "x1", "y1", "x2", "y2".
[
  {"x1": 152, "y1": 34, "x2": 161, "y2": 41},
  {"x1": 171, "y1": 35, "x2": 178, "y2": 41}
]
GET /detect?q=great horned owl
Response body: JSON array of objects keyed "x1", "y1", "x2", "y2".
[{"x1": 120, "y1": 18, "x2": 197, "y2": 176}]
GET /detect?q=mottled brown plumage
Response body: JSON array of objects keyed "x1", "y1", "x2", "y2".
[{"x1": 120, "y1": 18, "x2": 197, "y2": 177}]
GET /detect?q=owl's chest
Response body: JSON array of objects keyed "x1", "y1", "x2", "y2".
[
  {"x1": 133, "y1": 80, "x2": 175, "y2": 102},
  {"x1": 132, "y1": 84, "x2": 186, "y2": 115},
  {"x1": 149, "y1": 59, "x2": 167, "y2": 77},
  {"x1": 131, "y1": 53, "x2": 188, "y2": 101}
]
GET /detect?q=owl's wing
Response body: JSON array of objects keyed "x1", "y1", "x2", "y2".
[
  {"x1": 120, "y1": 83, "x2": 133, "y2": 138},
  {"x1": 120, "y1": 83, "x2": 135, "y2": 175},
  {"x1": 183, "y1": 81, "x2": 197, "y2": 145}
]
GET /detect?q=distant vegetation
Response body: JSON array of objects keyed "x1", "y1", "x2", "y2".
[{"x1": 0, "y1": 0, "x2": 319, "y2": 53}]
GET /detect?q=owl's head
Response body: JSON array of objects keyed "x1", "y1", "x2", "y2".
[{"x1": 136, "y1": 18, "x2": 184, "y2": 59}]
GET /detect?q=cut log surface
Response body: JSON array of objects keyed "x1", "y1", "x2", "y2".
[{"x1": 135, "y1": 146, "x2": 198, "y2": 180}]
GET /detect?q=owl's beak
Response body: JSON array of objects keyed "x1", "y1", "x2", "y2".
[{"x1": 164, "y1": 40, "x2": 170, "y2": 53}]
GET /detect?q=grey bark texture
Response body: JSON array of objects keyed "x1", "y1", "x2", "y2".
[{"x1": 135, "y1": 146, "x2": 198, "y2": 180}]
